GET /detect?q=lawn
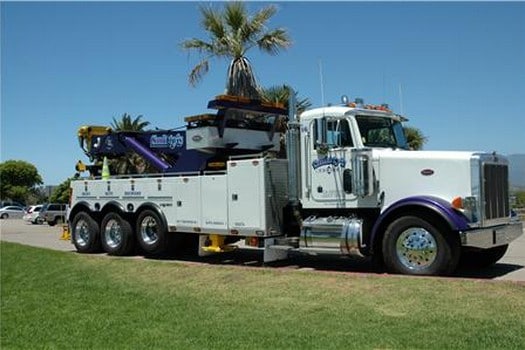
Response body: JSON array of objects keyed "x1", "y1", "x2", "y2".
[{"x1": 1, "y1": 241, "x2": 524, "y2": 349}]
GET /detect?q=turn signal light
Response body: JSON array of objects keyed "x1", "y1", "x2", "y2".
[{"x1": 451, "y1": 196, "x2": 463, "y2": 209}]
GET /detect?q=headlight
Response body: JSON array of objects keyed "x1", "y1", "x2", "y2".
[{"x1": 451, "y1": 196, "x2": 479, "y2": 224}]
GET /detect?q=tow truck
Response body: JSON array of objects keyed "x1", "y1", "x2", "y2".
[{"x1": 68, "y1": 93, "x2": 522, "y2": 275}]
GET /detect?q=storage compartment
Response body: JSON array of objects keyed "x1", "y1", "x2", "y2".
[
  {"x1": 201, "y1": 175, "x2": 228, "y2": 234},
  {"x1": 173, "y1": 176, "x2": 201, "y2": 231},
  {"x1": 227, "y1": 158, "x2": 288, "y2": 237}
]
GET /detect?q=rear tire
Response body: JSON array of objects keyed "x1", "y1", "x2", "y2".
[
  {"x1": 136, "y1": 210, "x2": 168, "y2": 255},
  {"x1": 48, "y1": 219, "x2": 56, "y2": 227},
  {"x1": 382, "y1": 216, "x2": 460, "y2": 276},
  {"x1": 101, "y1": 213, "x2": 135, "y2": 256},
  {"x1": 72, "y1": 212, "x2": 101, "y2": 253}
]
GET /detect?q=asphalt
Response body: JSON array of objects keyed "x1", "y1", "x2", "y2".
[{"x1": 1, "y1": 218, "x2": 525, "y2": 282}]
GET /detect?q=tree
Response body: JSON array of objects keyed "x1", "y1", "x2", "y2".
[
  {"x1": 258, "y1": 85, "x2": 311, "y2": 157},
  {"x1": 111, "y1": 113, "x2": 150, "y2": 132},
  {"x1": 49, "y1": 178, "x2": 71, "y2": 204},
  {"x1": 514, "y1": 191, "x2": 525, "y2": 208},
  {"x1": 0, "y1": 160, "x2": 43, "y2": 204},
  {"x1": 110, "y1": 113, "x2": 152, "y2": 175},
  {"x1": 181, "y1": 1, "x2": 291, "y2": 98},
  {"x1": 404, "y1": 126, "x2": 428, "y2": 150},
  {"x1": 260, "y1": 84, "x2": 312, "y2": 114}
]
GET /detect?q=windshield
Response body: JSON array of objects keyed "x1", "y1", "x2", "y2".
[{"x1": 355, "y1": 115, "x2": 408, "y2": 149}]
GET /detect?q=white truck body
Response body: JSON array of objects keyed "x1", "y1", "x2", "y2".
[{"x1": 71, "y1": 158, "x2": 288, "y2": 238}]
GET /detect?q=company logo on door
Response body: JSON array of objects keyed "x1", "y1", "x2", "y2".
[{"x1": 312, "y1": 157, "x2": 346, "y2": 170}]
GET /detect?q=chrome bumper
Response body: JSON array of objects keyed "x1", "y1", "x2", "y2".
[{"x1": 460, "y1": 222, "x2": 523, "y2": 249}]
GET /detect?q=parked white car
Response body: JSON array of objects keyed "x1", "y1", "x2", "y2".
[{"x1": 23, "y1": 205, "x2": 44, "y2": 224}]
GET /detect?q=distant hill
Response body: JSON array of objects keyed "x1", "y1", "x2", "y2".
[{"x1": 508, "y1": 154, "x2": 525, "y2": 189}]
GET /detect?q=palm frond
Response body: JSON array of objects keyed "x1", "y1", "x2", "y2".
[
  {"x1": 249, "y1": 5, "x2": 277, "y2": 34},
  {"x1": 111, "y1": 113, "x2": 150, "y2": 132},
  {"x1": 181, "y1": 38, "x2": 214, "y2": 53},
  {"x1": 257, "y1": 29, "x2": 291, "y2": 55},
  {"x1": 260, "y1": 85, "x2": 312, "y2": 113},
  {"x1": 200, "y1": 4, "x2": 225, "y2": 40},
  {"x1": 189, "y1": 59, "x2": 210, "y2": 87},
  {"x1": 224, "y1": 1, "x2": 246, "y2": 32}
]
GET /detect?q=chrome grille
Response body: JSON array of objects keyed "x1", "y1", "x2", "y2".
[{"x1": 483, "y1": 163, "x2": 509, "y2": 222}]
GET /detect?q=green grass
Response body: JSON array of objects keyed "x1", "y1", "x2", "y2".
[{"x1": 1, "y1": 242, "x2": 524, "y2": 349}]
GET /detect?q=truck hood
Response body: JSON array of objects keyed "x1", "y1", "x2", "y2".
[{"x1": 372, "y1": 149, "x2": 501, "y2": 210}]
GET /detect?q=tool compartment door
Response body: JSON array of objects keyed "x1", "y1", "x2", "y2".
[
  {"x1": 201, "y1": 174, "x2": 228, "y2": 234},
  {"x1": 227, "y1": 159, "x2": 265, "y2": 235},
  {"x1": 173, "y1": 176, "x2": 201, "y2": 231}
]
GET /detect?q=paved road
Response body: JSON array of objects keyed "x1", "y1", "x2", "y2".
[{"x1": 1, "y1": 218, "x2": 524, "y2": 281}]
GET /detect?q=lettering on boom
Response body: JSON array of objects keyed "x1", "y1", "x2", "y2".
[{"x1": 149, "y1": 133, "x2": 184, "y2": 149}]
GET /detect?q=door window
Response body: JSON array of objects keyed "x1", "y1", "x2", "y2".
[{"x1": 313, "y1": 118, "x2": 353, "y2": 149}]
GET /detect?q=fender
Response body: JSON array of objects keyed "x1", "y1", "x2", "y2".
[
  {"x1": 69, "y1": 201, "x2": 92, "y2": 221},
  {"x1": 369, "y1": 195, "x2": 470, "y2": 253},
  {"x1": 135, "y1": 202, "x2": 169, "y2": 231},
  {"x1": 101, "y1": 200, "x2": 127, "y2": 214}
]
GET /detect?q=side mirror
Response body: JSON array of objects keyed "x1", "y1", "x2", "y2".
[{"x1": 343, "y1": 169, "x2": 352, "y2": 194}]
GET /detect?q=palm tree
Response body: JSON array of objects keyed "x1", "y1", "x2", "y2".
[
  {"x1": 259, "y1": 85, "x2": 311, "y2": 157},
  {"x1": 111, "y1": 113, "x2": 150, "y2": 132},
  {"x1": 110, "y1": 114, "x2": 152, "y2": 174},
  {"x1": 181, "y1": 1, "x2": 291, "y2": 99},
  {"x1": 260, "y1": 84, "x2": 312, "y2": 114},
  {"x1": 404, "y1": 126, "x2": 428, "y2": 150},
  {"x1": 260, "y1": 84, "x2": 311, "y2": 134}
]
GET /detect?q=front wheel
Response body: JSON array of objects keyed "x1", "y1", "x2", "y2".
[
  {"x1": 1, "y1": 213, "x2": 8, "y2": 219},
  {"x1": 382, "y1": 216, "x2": 459, "y2": 276},
  {"x1": 101, "y1": 212, "x2": 135, "y2": 256},
  {"x1": 136, "y1": 210, "x2": 168, "y2": 255},
  {"x1": 71, "y1": 212, "x2": 101, "y2": 253}
]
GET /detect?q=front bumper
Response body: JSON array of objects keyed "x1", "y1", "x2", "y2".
[{"x1": 460, "y1": 222, "x2": 523, "y2": 249}]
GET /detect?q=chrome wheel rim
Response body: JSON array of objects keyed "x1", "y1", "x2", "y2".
[
  {"x1": 104, "y1": 219, "x2": 122, "y2": 249},
  {"x1": 396, "y1": 227, "x2": 437, "y2": 270},
  {"x1": 140, "y1": 216, "x2": 158, "y2": 245},
  {"x1": 75, "y1": 220, "x2": 90, "y2": 247}
]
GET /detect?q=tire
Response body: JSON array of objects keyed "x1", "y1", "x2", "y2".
[
  {"x1": 136, "y1": 210, "x2": 168, "y2": 255},
  {"x1": 1, "y1": 213, "x2": 8, "y2": 219},
  {"x1": 35, "y1": 217, "x2": 44, "y2": 225},
  {"x1": 382, "y1": 216, "x2": 460, "y2": 276},
  {"x1": 48, "y1": 219, "x2": 56, "y2": 227},
  {"x1": 461, "y1": 245, "x2": 508, "y2": 268},
  {"x1": 100, "y1": 212, "x2": 135, "y2": 256},
  {"x1": 71, "y1": 212, "x2": 101, "y2": 253}
]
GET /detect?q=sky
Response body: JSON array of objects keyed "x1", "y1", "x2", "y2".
[{"x1": 1, "y1": 1, "x2": 524, "y2": 186}]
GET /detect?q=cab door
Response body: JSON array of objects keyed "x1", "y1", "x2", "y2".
[{"x1": 309, "y1": 117, "x2": 354, "y2": 206}]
